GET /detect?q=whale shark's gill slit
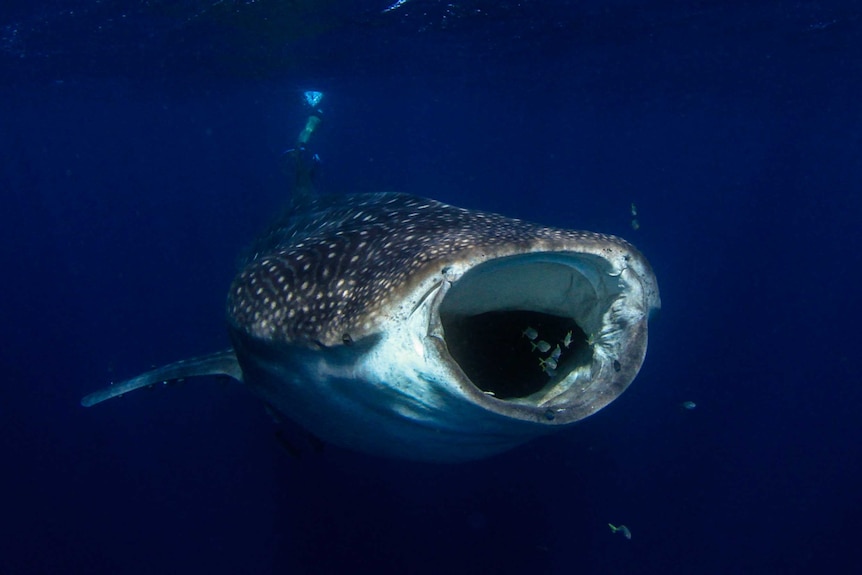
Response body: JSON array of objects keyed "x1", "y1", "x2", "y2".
[{"x1": 441, "y1": 310, "x2": 589, "y2": 399}]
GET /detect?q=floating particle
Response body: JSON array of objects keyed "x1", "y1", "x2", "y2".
[{"x1": 681, "y1": 400, "x2": 696, "y2": 410}]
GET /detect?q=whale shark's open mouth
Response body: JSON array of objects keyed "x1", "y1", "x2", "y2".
[{"x1": 432, "y1": 251, "x2": 643, "y2": 420}]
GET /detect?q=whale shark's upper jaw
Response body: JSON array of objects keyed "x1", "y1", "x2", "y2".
[{"x1": 227, "y1": 193, "x2": 660, "y2": 462}]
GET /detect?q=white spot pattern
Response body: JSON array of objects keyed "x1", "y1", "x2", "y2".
[{"x1": 227, "y1": 192, "x2": 633, "y2": 346}]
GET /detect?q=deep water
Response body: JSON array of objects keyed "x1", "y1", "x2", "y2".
[{"x1": 1, "y1": 1, "x2": 861, "y2": 574}]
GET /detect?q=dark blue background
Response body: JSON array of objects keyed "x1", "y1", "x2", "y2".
[{"x1": 2, "y1": 1, "x2": 860, "y2": 573}]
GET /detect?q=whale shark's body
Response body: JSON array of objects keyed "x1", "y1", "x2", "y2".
[{"x1": 83, "y1": 190, "x2": 659, "y2": 462}]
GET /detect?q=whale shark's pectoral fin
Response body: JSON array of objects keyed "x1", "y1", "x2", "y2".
[{"x1": 81, "y1": 349, "x2": 243, "y2": 407}]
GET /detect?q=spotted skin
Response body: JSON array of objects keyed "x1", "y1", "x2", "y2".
[{"x1": 228, "y1": 192, "x2": 636, "y2": 347}]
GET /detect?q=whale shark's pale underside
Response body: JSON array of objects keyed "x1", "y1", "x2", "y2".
[{"x1": 83, "y1": 191, "x2": 660, "y2": 462}]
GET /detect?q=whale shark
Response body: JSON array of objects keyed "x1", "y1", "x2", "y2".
[{"x1": 82, "y1": 181, "x2": 660, "y2": 462}]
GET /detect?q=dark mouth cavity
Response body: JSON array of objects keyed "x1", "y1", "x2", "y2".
[{"x1": 441, "y1": 309, "x2": 591, "y2": 399}]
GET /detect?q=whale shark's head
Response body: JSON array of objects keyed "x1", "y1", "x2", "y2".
[{"x1": 226, "y1": 192, "x2": 660, "y2": 462}]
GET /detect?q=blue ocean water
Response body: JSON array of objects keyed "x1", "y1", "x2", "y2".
[{"x1": 1, "y1": 1, "x2": 860, "y2": 573}]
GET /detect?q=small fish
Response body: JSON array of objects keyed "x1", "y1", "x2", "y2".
[
  {"x1": 539, "y1": 356, "x2": 558, "y2": 373},
  {"x1": 681, "y1": 400, "x2": 696, "y2": 410},
  {"x1": 630, "y1": 202, "x2": 638, "y2": 217},
  {"x1": 531, "y1": 340, "x2": 552, "y2": 353},
  {"x1": 550, "y1": 345, "x2": 561, "y2": 361},
  {"x1": 562, "y1": 330, "x2": 573, "y2": 348},
  {"x1": 608, "y1": 523, "x2": 632, "y2": 540},
  {"x1": 631, "y1": 219, "x2": 640, "y2": 231},
  {"x1": 522, "y1": 327, "x2": 538, "y2": 341}
]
